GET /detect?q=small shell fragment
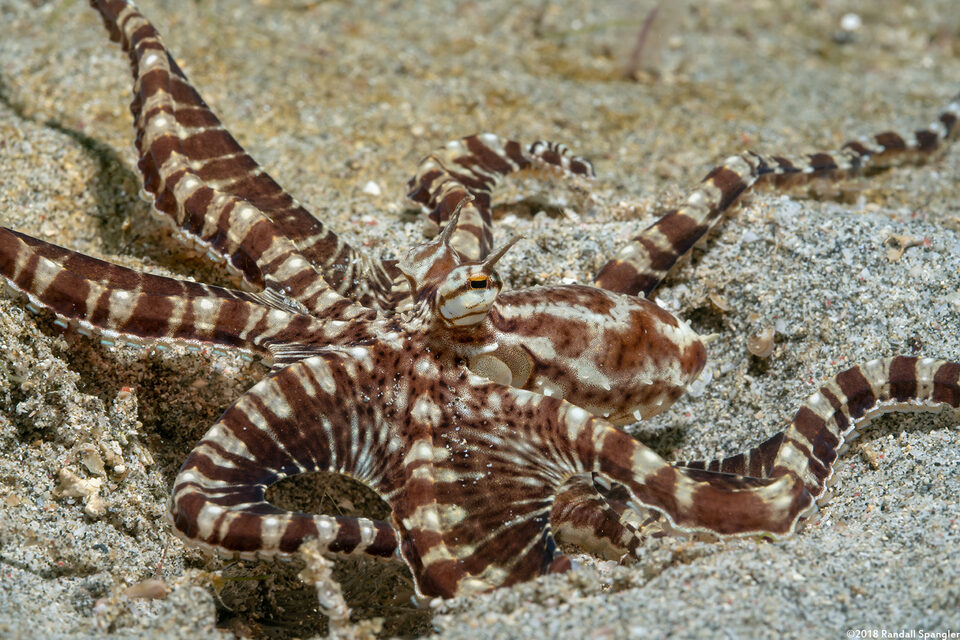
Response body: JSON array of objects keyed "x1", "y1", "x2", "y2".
[
  {"x1": 123, "y1": 578, "x2": 169, "y2": 600},
  {"x1": 884, "y1": 234, "x2": 923, "y2": 262},
  {"x1": 746, "y1": 326, "x2": 775, "y2": 358},
  {"x1": 859, "y1": 443, "x2": 880, "y2": 470},
  {"x1": 708, "y1": 292, "x2": 730, "y2": 312}
]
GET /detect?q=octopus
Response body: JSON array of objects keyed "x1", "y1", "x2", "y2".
[{"x1": 1, "y1": 1, "x2": 957, "y2": 633}]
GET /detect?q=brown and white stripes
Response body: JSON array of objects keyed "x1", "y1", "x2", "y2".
[
  {"x1": 407, "y1": 133, "x2": 594, "y2": 260},
  {"x1": 0, "y1": 0, "x2": 956, "y2": 605},
  {"x1": 92, "y1": 0, "x2": 401, "y2": 313},
  {"x1": 0, "y1": 228, "x2": 374, "y2": 357},
  {"x1": 681, "y1": 356, "x2": 960, "y2": 501},
  {"x1": 593, "y1": 100, "x2": 960, "y2": 297}
]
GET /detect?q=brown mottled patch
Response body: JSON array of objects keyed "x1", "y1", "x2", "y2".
[
  {"x1": 834, "y1": 366, "x2": 877, "y2": 418},
  {"x1": 596, "y1": 430, "x2": 639, "y2": 481},
  {"x1": 807, "y1": 152, "x2": 838, "y2": 171},
  {"x1": 635, "y1": 466, "x2": 679, "y2": 515},
  {"x1": 635, "y1": 319, "x2": 683, "y2": 372},
  {"x1": 789, "y1": 406, "x2": 827, "y2": 447},
  {"x1": 914, "y1": 129, "x2": 940, "y2": 151},
  {"x1": 417, "y1": 559, "x2": 464, "y2": 599},
  {"x1": 40, "y1": 269, "x2": 91, "y2": 319},
  {"x1": 278, "y1": 516, "x2": 320, "y2": 554},
  {"x1": 747, "y1": 432, "x2": 785, "y2": 477},
  {"x1": 688, "y1": 482, "x2": 773, "y2": 534},
  {"x1": 715, "y1": 453, "x2": 746, "y2": 476},
  {"x1": 636, "y1": 236, "x2": 676, "y2": 272},
  {"x1": 548, "y1": 554, "x2": 572, "y2": 574},
  {"x1": 875, "y1": 131, "x2": 907, "y2": 150},
  {"x1": 933, "y1": 361, "x2": 960, "y2": 406},
  {"x1": 572, "y1": 417, "x2": 598, "y2": 467},
  {"x1": 841, "y1": 141, "x2": 871, "y2": 156},
  {"x1": 183, "y1": 187, "x2": 214, "y2": 231},
  {"x1": 702, "y1": 166, "x2": 747, "y2": 210},
  {"x1": 888, "y1": 356, "x2": 918, "y2": 401},
  {"x1": 818, "y1": 387, "x2": 849, "y2": 431},
  {"x1": 460, "y1": 514, "x2": 550, "y2": 577},
  {"x1": 504, "y1": 140, "x2": 531, "y2": 167},
  {"x1": 679, "y1": 339, "x2": 707, "y2": 379},
  {"x1": 328, "y1": 517, "x2": 361, "y2": 553},
  {"x1": 465, "y1": 135, "x2": 515, "y2": 174},
  {"x1": 941, "y1": 111, "x2": 957, "y2": 134},
  {"x1": 368, "y1": 523, "x2": 398, "y2": 558},
  {"x1": 390, "y1": 478, "x2": 436, "y2": 522},
  {"x1": 406, "y1": 168, "x2": 444, "y2": 205},
  {"x1": 593, "y1": 259, "x2": 660, "y2": 297},
  {"x1": 124, "y1": 293, "x2": 175, "y2": 337}
]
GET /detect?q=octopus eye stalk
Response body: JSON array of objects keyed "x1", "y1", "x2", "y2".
[
  {"x1": 439, "y1": 198, "x2": 470, "y2": 244},
  {"x1": 397, "y1": 198, "x2": 473, "y2": 294},
  {"x1": 480, "y1": 235, "x2": 521, "y2": 272},
  {"x1": 434, "y1": 236, "x2": 521, "y2": 326}
]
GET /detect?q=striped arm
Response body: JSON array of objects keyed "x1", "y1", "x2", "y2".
[
  {"x1": 407, "y1": 134, "x2": 594, "y2": 260},
  {"x1": 550, "y1": 474, "x2": 663, "y2": 560},
  {"x1": 594, "y1": 98, "x2": 960, "y2": 296},
  {"x1": 90, "y1": 0, "x2": 400, "y2": 312},
  {"x1": 0, "y1": 227, "x2": 358, "y2": 356},
  {"x1": 170, "y1": 351, "x2": 400, "y2": 562},
  {"x1": 678, "y1": 432, "x2": 784, "y2": 479},
  {"x1": 399, "y1": 378, "x2": 814, "y2": 599},
  {"x1": 679, "y1": 356, "x2": 960, "y2": 500},
  {"x1": 171, "y1": 347, "x2": 815, "y2": 599}
]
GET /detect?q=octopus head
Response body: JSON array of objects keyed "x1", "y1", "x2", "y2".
[
  {"x1": 398, "y1": 199, "x2": 519, "y2": 327},
  {"x1": 431, "y1": 240, "x2": 517, "y2": 326}
]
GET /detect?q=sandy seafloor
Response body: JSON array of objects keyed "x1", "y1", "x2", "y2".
[{"x1": 0, "y1": 0, "x2": 959, "y2": 637}]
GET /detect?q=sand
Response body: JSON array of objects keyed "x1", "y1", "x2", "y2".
[{"x1": 0, "y1": 0, "x2": 958, "y2": 637}]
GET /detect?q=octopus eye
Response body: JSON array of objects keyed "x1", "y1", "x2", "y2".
[{"x1": 469, "y1": 277, "x2": 488, "y2": 289}]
